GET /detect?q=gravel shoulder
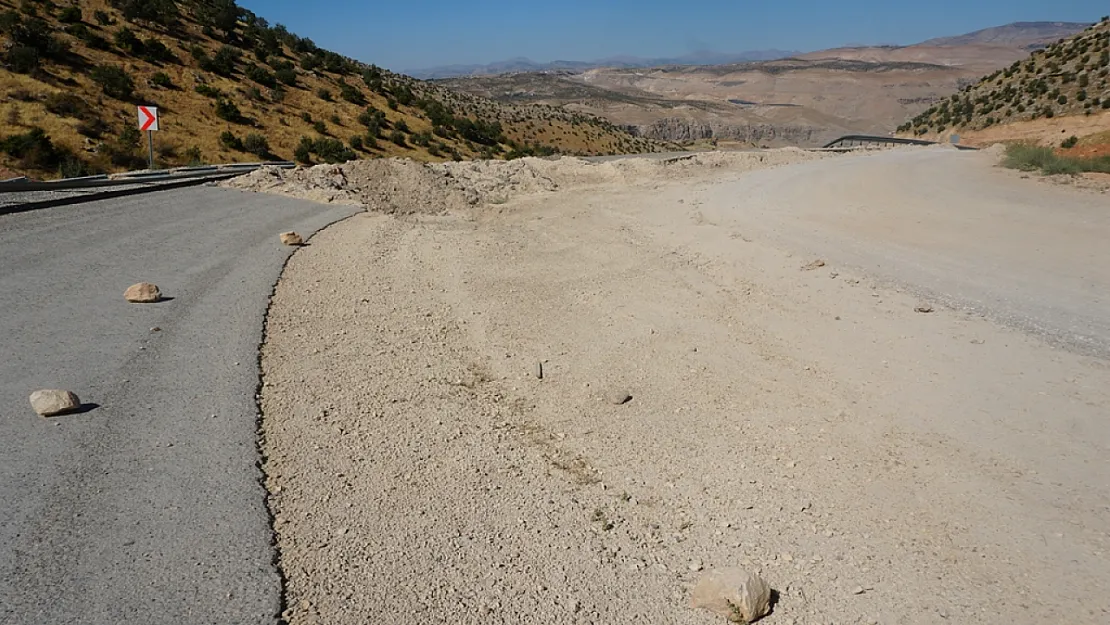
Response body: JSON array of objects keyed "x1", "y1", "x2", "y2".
[{"x1": 259, "y1": 150, "x2": 1110, "y2": 625}]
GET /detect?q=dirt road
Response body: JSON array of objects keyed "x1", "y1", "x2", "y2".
[{"x1": 258, "y1": 149, "x2": 1109, "y2": 625}]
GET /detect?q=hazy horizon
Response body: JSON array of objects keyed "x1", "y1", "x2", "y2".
[{"x1": 237, "y1": 0, "x2": 1105, "y2": 72}]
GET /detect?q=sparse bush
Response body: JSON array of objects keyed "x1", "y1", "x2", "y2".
[
  {"x1": 75, "y1": 117, "x2": 111, "y2": 139},
  {"x1": 195, "y1": 83, "x2": 222, "y2": 98},
  {"x1": 245, "y1": 64, "x2": 276, "y2": 88},
  {"x1": 275, "y1": 67, "x2": 297, "y2": 86},
  {"x1": 108, "y1": 0, "x2": 179, "y2": 26},
  {"x1": 349, "y1": 135, "x2": 363, "y2": 150},
  {"x1": 313, "y1": 120, "x2": 327, "y2": 134},
  {"x1": 58, "y1": 6, "x2": 82, "y2": 23},
  {"x1": 214, "y1": 98, "x2": 242, "y2": 122},
  {"x1": 6, "y1": 45, "x2": 40, "y2": 74},
  {"x1": 311, "y1": 137, "x2": 355, "y2": 163},
  {"x1": 93, "y1": 9, "x2": 113, "y2": 26},
  {"x1": 316, "y1": 87, "x2": 332, "y2": 102},
  {"x1": 91, "y1": 65, "x2": 136, "y2": 100},
  {"x1": 151, "y1": 71, "x2": 173, "y2": 88},
  {"x1": 270, "y1": 87, "x2": 285, "y2": 102},
  {"x1": 219, "y1": 130, "x2": 243, "y2": 151},
  {"x1": 338, "y1": 80, "x2": 365, "y2": 105},
  {"x1": 201, "y1": 45, "x2": 239, "y2": 76},
  {"x1": 301, "y1": 112, "x2": 313, "y2": 123},
  {"x1": 184, "y1": 145, "x2": 203, "y2": 165},
  {"x1": 245, "y1": 86, "x2": 262, "y2": 101},
  {"x1": 389, "y1": 129, "x2": 406, "y2": 146},
  {"x1": 394, "y1": 119, "x2": 409, "y2": 133},
  {"x1": 294, "y1": 136, "x2": 314, "y2": 163},
  {"x1": 1057, "y1": 94, "x2": 1068, "y2": 105},
  {"x1": 1061, "y1": 135, "x2": 1079, "y2": 148},
  {"x1": 114, "y1": 26, "x2": 144, "y2": 55},
  {"x1": 329, "y1": 113, "x2": 341, "y2": 126},
  {"x1": 0, "y1": 126, "x2": 69, "y2": 170},
  {"x1": 44, "y1": 92, "x2": 93, "y2": 119},
  {"x1": 242, "y1": 133, "x2": 270, "y2": 157},
  {"x1": 1002, "y1": 143, "x2": 1110, "y2": 175}
]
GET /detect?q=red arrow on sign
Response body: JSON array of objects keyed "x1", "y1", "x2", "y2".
[{"x1": 139, "y1": 106, "x2": 157, "y2": 131}]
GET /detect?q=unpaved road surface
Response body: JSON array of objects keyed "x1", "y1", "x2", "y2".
[
  {"x1": 259, "y1": 149, "x2": 1110, "y2": 624},
  {"x1": 0, "y1": 187, "x2": 357, "y2": 624}
]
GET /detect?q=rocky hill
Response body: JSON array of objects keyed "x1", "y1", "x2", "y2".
[
  {"x1": 0, "y1": 0, "x2": 663, "y2": 179},
  {"x1": 900, "y1": 18, "x2": 1109, "y2": 137},
  {"x1": 919, "y1": 21, "x2": 1089, "y2": 48}
]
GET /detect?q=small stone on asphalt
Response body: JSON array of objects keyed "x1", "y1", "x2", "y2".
[{"x1": 29, "y1": 389, "x2": 81, "y2": 417}]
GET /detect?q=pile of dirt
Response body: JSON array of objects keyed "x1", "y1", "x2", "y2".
[{"x1": 222, "y1": 150, "x2": 826, "y2": 213}]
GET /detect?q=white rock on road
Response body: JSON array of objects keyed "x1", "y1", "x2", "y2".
[{"x1": 29, "y1": 389, "x2": 81, "y2": 417}]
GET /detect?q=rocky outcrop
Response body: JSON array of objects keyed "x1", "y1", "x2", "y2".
[{"x1": 623, "y1": 118, "x2": 832, "y2": 146}]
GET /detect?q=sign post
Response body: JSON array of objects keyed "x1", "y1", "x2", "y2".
[{"x1": 137, "y1": 106, "x2": 159, "y2": 170}]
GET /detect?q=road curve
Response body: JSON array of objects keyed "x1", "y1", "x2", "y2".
[
  {"x1": 697, "y1": 147, "x2": 1110, "y2": 357},
  {"x1": 0, "y1": 187, "x2": 358, "y2": 624}
]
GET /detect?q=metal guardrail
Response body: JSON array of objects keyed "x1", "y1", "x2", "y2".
[
  {"x1": 0, "y1": 161, "x2": 296, "y2": 194},
  {"x1": 821, "y1": 135, "x2": 979, "y2": 151}
]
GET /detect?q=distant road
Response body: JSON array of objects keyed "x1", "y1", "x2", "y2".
[{"x1": 0, "y1": 187, "x2": 358, "y2": 624}]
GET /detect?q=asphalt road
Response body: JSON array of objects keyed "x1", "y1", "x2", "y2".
[{"x1": 0, "y1": 186, "x2": 358, "y2": 624}]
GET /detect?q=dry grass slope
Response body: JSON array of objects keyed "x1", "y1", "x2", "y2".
[{"x1": 0, "y1": 0, "x2": 665, "y2": 179}]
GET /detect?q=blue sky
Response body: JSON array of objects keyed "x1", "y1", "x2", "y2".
[{"x1": 238, "y1": 0, "x2": 1106, "y2": 72}]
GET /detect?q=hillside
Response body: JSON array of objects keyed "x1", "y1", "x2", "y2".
[
  {"x1": 919, "y1": 21, "x2": 1089, "y2": 47},
  {"x1": 440, "y1": 22, "x2": 1095, "y2": 149},
  {"x1": 900, "y1": 17, "x2": 1109, "y2": 138},
  {"x1": 0, "y1": 0, "x2": 663, "y2": 179}
]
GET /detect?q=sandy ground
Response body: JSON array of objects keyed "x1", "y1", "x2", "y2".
[{"x1": 256, "y1": 149, "x2": 1110, "y2": 625}]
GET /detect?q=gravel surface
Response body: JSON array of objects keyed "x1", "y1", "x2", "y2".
[
  {"x1": 259, "y1": 149, "x2": 1110, "y2": 624},
  {"x1": 0, "y1": 187, "x2": 358, "y2": 624}
]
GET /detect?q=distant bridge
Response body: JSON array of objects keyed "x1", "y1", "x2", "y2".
[{"x1": 821, "y1": 135, "x2": 978, "y2": 150}]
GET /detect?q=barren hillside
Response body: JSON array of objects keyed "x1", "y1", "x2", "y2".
[
  {"x1": 0, "y1": 0, "x2": 663, "y2": 179},
  {"x1": 441, "y1": 23, "x2": 1091, "y2": 148}
]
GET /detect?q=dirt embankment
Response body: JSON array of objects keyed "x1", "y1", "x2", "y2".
[{"x1": 222, "y1": 150, "x2": 825, "y2": 211}]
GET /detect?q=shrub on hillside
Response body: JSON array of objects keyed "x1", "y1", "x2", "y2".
[
  {"x1": 93, "y1": 9, "x2": 112, "y2": 26},
  {"x1": 245, "y1": 64, "x2": 277, "y2": 88},
  {"x1": 339, "y1": 80, "x2": 365, "y2": 105},
  {"x1": 195, "y1": 83, "x2": 222, "y2": 98},
  {"x1": 242, "y1": 133, "x2": 270, "y2": 157},
  {"x1": 201, "y1": 45, "x2": 239, "y2": 76},
  {"x1": 214, "y1": 98, "x2": 242, "y2": 122},
  {"x1": 1061, "y1": 135, "x2": 1079, "y2": 148},
  {"x1": 317, "y1": 87, "x2": 332, "y2": 102},
  {"x1": 389, "y1": 129, "x2": 406, "y2": 146},
  {"x1": 91, "y1": 65, "x2": 136, "y2": 100},
  {"x1": 275, "y1": 67, "x2": 297, "y2": 86},
  {"x1": 108, "y1": 0, "x2": 178, "y2": 26},
  {"x1": 219, "y1": 130, "x2": 243, "y2": 151},
  {"x1": 294, "y1": 136, "x2": 313, "y2": 163},
  {"x1": 349, "y1": 135, "x2": 363, "y2": 151},
  {"x1": 0, "y1": 127, "x2": 67, "y2": 170},
  {"x1": 151, "y1": 71, "x2": 173, "y2": 88},
  {"x1": 6, "y1": 45, "x2": 41, "y2": 73},
  {"x1": 311, "y1": 137, "x2": 355, "y2": 163},
  {"x1": 44, "y1": 92, "x2": 94, "y2": 119},
  {"x1": 313, "y1": 120, "x2": 327, "y2": 135},
  {"x1": 58, "y1": 6, "x2": 82, "y2": 23}
]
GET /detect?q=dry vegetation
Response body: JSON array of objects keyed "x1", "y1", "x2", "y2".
[
  {"x1": 0, "y1": 0, "x2": 665, "y2": 179},
  {"x1": 901, "y1": 17, "x2": 1110, "y2": 136}
]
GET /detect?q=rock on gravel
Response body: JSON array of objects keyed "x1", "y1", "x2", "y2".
[
  {"x1": 914, "y1": 305, "x2": 935, "y2": 313},
  {"x1": 124, "y1": 282, "x2": 162, "y2": 303},
  {"x1": 606, "y1": 391, "x2": 632, "y2": 405},
  {"x1": 29, "y1": 389, "x2": 81, "y2": 416},
  {"x1": 280, "y1": 232, "x2": 304, "y2": 246},
  {"x1": 691, "y1": 568, "x2": 772, "y2": 624},
  {"x1": 801, "y1": 259, "x2": 827, "y2": 271}
]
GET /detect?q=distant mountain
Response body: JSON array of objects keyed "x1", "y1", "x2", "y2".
[
  {"x1": 408, "y1": 50, "x2": 798, "y2": 79},
  {"x1": 918, "y1": 21, "x2": 1089, "y2": 48}
]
